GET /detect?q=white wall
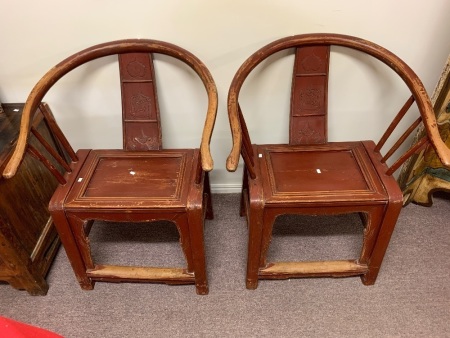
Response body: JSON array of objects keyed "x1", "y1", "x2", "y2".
[{"x1": 1, "y1": 0, "x2": 449, "y2": 192}]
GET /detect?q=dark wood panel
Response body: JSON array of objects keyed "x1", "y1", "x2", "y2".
[{"x1": 0, "y1": 103, "x2": 61, "y2": 295}]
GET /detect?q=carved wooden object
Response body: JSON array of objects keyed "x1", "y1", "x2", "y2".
[
  {"x1": 3, "y1": 39, "x2": 218, "y2": 295},
  {"x1": 226, "y1": 33, "x2": 450, "y2": 290},
  {"x1": 400, "y1": 55, "x2": 450, "y2": 205}
]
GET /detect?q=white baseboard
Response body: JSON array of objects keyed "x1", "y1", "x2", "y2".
[{"x1": 210, "y1": 183, "x2": 242, "y2": 193}]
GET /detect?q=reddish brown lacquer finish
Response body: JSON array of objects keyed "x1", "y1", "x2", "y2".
[
  {"x1": 226, "y1": 34, "x2": 450, "y2": 289},
  {"x1": 3, "y1": 40, "x2": 218, "y2": 295},
  {"x1": 119, "y1": 53, "x2": 162, "y2": 151},
  {"x1": 290, "y1": 46, "x2": 329, "y2": 144}
]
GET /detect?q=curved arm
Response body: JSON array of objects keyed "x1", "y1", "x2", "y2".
[
  {"x1": 226, "y1": 33, "x2": 450, "y2": 171},
  {"x1": 3, "y1": 39, "x2": 218, "y2": 179}
]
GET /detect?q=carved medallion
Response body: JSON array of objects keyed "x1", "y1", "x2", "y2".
[
  {"x1": 131, "y1": 93, "x2": 152, "y2": 118},
  {"x1": 127, "y1": 60, "x2": 146, "y2": 78},
  {"x1": 297, "y1": 122, "x2": 322, "y2": 143},
  {"x1": 301, "y1": 54, "x2": 323, "y2": 72},
  {"x1": 299, "y1": 88, "x2": 321, "y2": 110}
]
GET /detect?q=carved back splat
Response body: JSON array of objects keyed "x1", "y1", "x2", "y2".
[
  {"x1": 119, "y1": 53, "x2": 162, "y2": 150},
  {"x1": 289, "y1": 46, "x2": 330, "y2": 145}
]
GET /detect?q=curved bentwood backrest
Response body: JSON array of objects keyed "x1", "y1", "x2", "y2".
[
  {"x1": 226, "y1": 33, "x2": 450, "y2": 178},
  {"x1": 4, "y1": 39, "x2": 218, "y2": 179}
]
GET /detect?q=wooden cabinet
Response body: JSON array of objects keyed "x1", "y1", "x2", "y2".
[{"x1": 0, "y1": 103, "x2": 60, "y2": 295}]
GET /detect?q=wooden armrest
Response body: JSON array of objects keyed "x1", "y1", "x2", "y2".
[
  {"x1": 416, "y1": 92, "x2": 450, "y2": 168},
  {"x1": 199, "y1": 81, "x2": 218, "y2": 172},
  {"x1": 226, "y1": 96, "x2": 242, "y2": 172},
  {"x1": 3, "y1": 97, "x2": 39, "y2": 179}
]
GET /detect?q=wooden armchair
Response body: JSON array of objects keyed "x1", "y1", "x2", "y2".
[
  {"x1": 3, "y1": 39, "x2": 217, "y2": 295},
  {"x1": 226, "y1": 34, "x2": 450, "y2": 290}
]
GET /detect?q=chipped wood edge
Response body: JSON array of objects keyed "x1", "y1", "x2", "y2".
[{"x1": 259, "y1": 260, "x2": 368, "y2": 279}]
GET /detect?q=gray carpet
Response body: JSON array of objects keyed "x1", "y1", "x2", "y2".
[{"x1": 1, "y1": 193, "x2": 449, "y2": 337}]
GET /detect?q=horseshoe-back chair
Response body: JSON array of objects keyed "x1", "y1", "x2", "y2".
[
  {"x1": 3, "y1": 39, "x2": 217, "y2": 295},
  {"x1": 226, "y1": 34, "x2": 450, "y2": 289}
]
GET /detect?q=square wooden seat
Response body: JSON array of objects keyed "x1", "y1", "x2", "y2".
[
  {"x1": 257, "y1": 142, "x2": 387, "y2": 204},
  {"x1": 65, "y1": 149, "x2": 196, "y2": 208}
]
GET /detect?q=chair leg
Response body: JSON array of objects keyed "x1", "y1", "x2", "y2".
[
  {"x1": 173, "y1": 216, "x2": 195, "y2": 274},
  {"x1": 246, "y1": 201, "x2": 264, "y2": 290},
  {"x1": 50, "y1": 208, "x2": 94, "y2": 290},
  {"x1": 359, "y1": 210, "x2": 384, "y2": 266},
  {"x1": 67, "y1": 215, "x2": 95, "y2": 270},
  {"x1": 187, "y1": 208, "x2": 209, "y2": 295},
  {"x1": 361, "y1": 199, "x2": 403, "y2": 285},
  {"x1": 259, "y1": 212, "x2": 277, "y2": 269}
]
